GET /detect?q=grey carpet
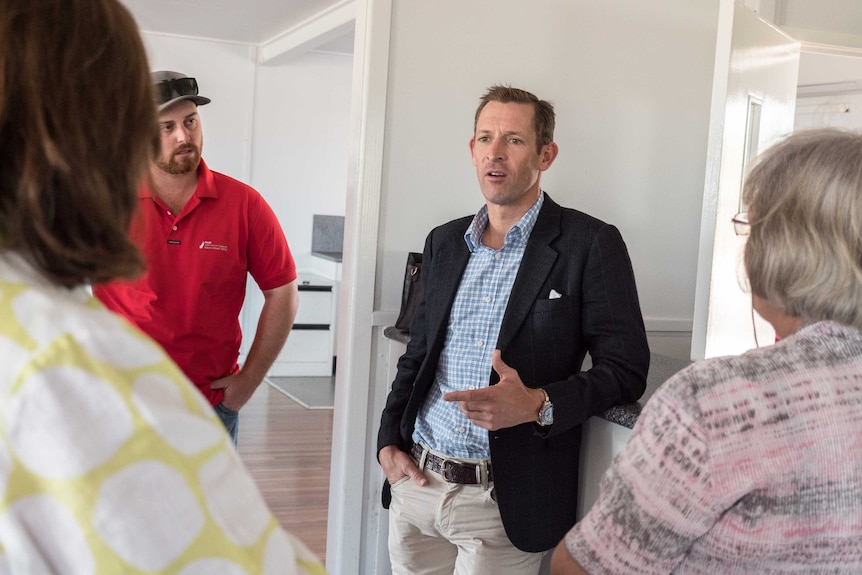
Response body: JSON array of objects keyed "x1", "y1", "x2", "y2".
[{"x1": 265, "y1": 376, "x2": 335, "y2": 409}]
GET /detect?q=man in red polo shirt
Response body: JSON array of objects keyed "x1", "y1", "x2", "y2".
[{"x1": 95, "y1": 71, "x2": 298, "y2": 446}]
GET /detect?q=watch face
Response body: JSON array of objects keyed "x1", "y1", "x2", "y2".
[{"x1": 541, "y1": 404, "x2": 554, "y2": 425}]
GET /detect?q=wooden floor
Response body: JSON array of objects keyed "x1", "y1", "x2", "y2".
[{"x1": 238, "y1": 382, "x2": 333, "y2": 561}]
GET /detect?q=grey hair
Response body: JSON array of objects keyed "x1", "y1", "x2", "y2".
[{"x1": 743, "y1": 128, "x2": 862, "y2": 329}]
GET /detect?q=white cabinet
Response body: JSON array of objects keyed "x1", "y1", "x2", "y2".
[{"x1": 269, "y1": 273, "x2": 335, "y2": 376}]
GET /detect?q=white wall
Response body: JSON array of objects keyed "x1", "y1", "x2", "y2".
[
  {"x1": 375, "y1": 0, "x2": 720, "y2": 337},
  {"x1": 796, "y1": 92, "x2": 862, "y2": 130},
  {"x1": 795, "y1": 51, "x2": 862, "y2": 131},
  {"x1": 799, "y1": 50, "x2": 862, "y2": 86},
  {"x1": 252, "y1": 52, "x2": 353, "y2": 272}
]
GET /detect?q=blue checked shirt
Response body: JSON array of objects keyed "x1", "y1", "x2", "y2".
[{"x1": 412, "y1": 192, "x2": 545, "y2": 459}]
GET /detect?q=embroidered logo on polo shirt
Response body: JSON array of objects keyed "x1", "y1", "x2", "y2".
[{"x1": 199, "y1": 241, "x2": 228, "y2": 252}]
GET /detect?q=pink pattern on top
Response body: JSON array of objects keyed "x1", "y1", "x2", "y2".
[{"x1": 566, "y1": 320, "x2": 862, "y2": 574}]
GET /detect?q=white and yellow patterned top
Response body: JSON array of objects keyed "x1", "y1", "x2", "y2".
[{"x1": 0, "y1": 253, "x2": 325, "y2": 574}]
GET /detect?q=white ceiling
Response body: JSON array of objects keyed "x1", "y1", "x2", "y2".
[
  {"x1": 774, "y1": 0, "x2": 862, "y2": 48},
  {"x1": 120, "y1": 0, "x2": 862, "y2": 59},
  {"x1": 121, "y1": 0, "x2": 355, "y2": 53}
]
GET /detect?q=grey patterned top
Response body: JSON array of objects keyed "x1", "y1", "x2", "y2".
[{"x1": 566, "y1": 321, "x2": 862, "y2": 573}]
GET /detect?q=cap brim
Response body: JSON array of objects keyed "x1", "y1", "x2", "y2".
[{"x1": 158, "y1": 94, "x2": 212, "y2": 112}]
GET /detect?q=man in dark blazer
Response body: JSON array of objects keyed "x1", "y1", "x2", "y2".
[{"x1": 378, "y1": 85, "x2": 649, "y2": 574}]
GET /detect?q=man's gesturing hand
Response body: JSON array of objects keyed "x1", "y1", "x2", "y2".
[{"x1": 443, "y1": 350, "x2": 545, "y2": 431}]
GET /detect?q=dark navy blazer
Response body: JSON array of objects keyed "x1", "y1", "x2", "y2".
[{"x1": 377, "y1": 194, "x2": 650, "y2": 552}]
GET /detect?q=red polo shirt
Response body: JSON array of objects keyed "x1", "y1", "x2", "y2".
[{"x1": 95, "y1": 159, "x2": 296, "y2": 405}]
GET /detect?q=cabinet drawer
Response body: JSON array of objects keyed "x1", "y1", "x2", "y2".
[
  {"x1": 295, "y1": 290, "x2": 332, "y2": 325},
  {"x1": 276, "y1": 329, "x2": 331, "y2": 363}
]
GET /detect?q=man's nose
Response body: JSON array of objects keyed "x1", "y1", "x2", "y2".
[
  {"x1": 487, "y1": 140, "x2": 505, "y2": 160},
  {"x1": 174, "y1": 125, "x2": 190, "y2": 144}
]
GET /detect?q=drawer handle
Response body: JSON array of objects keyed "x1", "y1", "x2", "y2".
[{"x1": 292, "y1": 323, "x2": 330, "y2": 330}]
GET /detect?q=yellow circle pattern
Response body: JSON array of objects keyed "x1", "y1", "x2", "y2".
[{"x1": 0, "y1": 256, "x2": 325, "y2": 574}]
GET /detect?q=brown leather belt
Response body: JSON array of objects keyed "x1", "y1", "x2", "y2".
[{"x1": 410, "y1": 442, "x2": 493, "y2": 485}]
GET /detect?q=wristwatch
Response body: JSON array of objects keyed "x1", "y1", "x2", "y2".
[{"x1": 537, "y1": 388, "x2": 554, "y2": 426}]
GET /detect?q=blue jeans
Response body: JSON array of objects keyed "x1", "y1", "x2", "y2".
[{"x1": 215, "y1": 402, "x2": 239, "y2": 447}]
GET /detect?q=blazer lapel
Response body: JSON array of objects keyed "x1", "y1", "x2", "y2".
[
  {"x1": 496, "y1": 196, "x2": 561, "y2": 351},
  {"x1": 426, "y1": 225, "x2": 471, "y2": 346}
]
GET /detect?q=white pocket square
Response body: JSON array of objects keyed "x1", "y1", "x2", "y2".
[{"x1": 549, "y1": 289, "x2": 562, "y2": 299}]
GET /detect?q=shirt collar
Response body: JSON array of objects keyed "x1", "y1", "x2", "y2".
[
  {"x1": 464, "y1": 191, "x2": 545, "y2": 251},
  {"x1": 138, "y1": 158, "x2": 217, "y2": 199}
]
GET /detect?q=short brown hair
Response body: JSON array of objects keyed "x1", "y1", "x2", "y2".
[
  {"x1": 474, "y1": 85, "x2": 555, "y2": 154},
  {"x1": 743, "y1": 128, "x2": 862, "y2": 329},
  {"x1": 0, "y1": 0, "x2": 158, "y2": 287}
]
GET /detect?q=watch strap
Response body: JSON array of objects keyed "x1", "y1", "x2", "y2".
[{"x1": 537, "y1": 388, "x2": 552, "y2": 426}]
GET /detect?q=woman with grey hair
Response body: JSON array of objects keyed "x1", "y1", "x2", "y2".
[{"x1": 552, "y1": 128, "x2": 862, "y2": 574}]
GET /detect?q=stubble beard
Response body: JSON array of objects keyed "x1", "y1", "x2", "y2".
[{"x1": 156, "y1": 144, "x2": 201, "y2": 175}]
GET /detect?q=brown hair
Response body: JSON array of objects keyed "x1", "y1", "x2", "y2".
[
  {"x1": 743, "y1": 128, "x2": 862, "y2": 329},
  {"x1": 474, "y1": 85, "x2": 555, "y2": 154},
  {"x1": 0, "y1": 0, "x2": 157, "y2": 287}
]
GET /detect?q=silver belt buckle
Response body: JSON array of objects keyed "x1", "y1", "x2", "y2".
[
  {"x1": 441, "y1": 458, "x2": 460, "y2": 483},
  {"x1": 477, "y1": 460, "x2": 489, "y2": 490}
]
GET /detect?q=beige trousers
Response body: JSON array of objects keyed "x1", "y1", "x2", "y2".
[{"x1": 387, "y1": 464, "x2": 544, "y2": 575}]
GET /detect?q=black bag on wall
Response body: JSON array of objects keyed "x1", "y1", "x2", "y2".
[{"x1": 394, "y1": 252, "x2": 422, "y2": 333}]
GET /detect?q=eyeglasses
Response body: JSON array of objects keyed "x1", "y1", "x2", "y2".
[
  {"x1": 154, "y1": 77, "x2": 199, "y2": 105},
  {"x1": 732, "y1": 212, "x2": 750, "y2": 236}
]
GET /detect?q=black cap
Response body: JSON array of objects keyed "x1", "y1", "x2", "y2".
[{"x1": 151, "y1": 70, "x2": 211, "y2": 112}]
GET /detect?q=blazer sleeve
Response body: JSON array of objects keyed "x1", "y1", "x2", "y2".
[
  {"x1": 546, "y1": 223, "x2": 650, "y2": 434},
  {"x1": 376, "y1": 233, "x2": 433, "y2": 455}
]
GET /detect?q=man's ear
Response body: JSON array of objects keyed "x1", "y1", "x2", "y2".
[{"x1": 539, "y1": 142, "x2": 559, "y2": 171}]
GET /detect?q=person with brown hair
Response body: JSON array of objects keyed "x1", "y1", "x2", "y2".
[
  {"x1": 552, "y1": 128, "x2": 862, "y2": 574},
  {"x1": 0, "y1": 0, "x2": 322, "y2": 572},
  {"x1": 377, "y1": 85, "x2": 649, "y2": 573},
  {"x1": 94, "y1": 70, "x2": 299, "y2": 447}
]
